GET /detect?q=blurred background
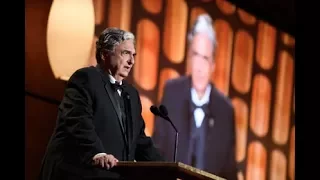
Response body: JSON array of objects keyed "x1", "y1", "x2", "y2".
[{"x1": 25, "y1": 0, "x2": 295, "y2": 180}]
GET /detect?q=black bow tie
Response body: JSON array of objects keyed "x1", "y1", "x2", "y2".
[
  {"x1": 111, "y1": 81, "x2": 124, "y2": 91},
  {"x1": 191, "y1": 102, "x2": 210, "y2": 114}
]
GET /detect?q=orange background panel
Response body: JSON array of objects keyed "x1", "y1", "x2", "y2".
[
  {"x1": 216, "y1": 0, "x2": 236, "y2": 15},
  {"x1": 231, "y1": 30, "x2": 254, "y2": 94},
  {"x1": 141, "y1": 0, "x2": 163, "y2": 14},
  {"x1": 270, "y1": 150, "x2": 287, "y2": 180},
  {"x1": 238, "y1": 171, "x2": 244, "y2": 180},
  {"x1": 256, "y1": 21, "x2": 277, "y2": 70},
  {"x1": 272, "y1": 51, "x2": 294, "y2": 145},
  {"x1": 246, "y1": 142, "x2": 267, "y2": 180},
  {"x1": 237, "y1": 8, "x2": 257, "y2": 25},
  {"x1": 134, "y1": 19, "x2": 160, "y2": 91},
  {"x1": 282, "y1": 32, "x2": 295, "y2": 47},
  {"x1": 108, "y1": 0, "x2": 132, "y2": 31},
  {"x1": 250, "y1": 74, "x2": 271, "y2": 137},
  {"x1": 211, "y1": 19, "x2": 233, "y2": 96},
  {"x1": 163, "y1": 0, "x2": 188, "y2": 63},
  {"x1": 140, "y1": 95, "x2": 154, "y2": 136},
  {"x1": 232, "y1": 97, "x2": 248, "y2": 162},
  {"x1": 93, "y1": 0, "x2": 105, "y2": 24},
  {"x1": 289, "y1": 126, "x2": 295, "y2": 180}
]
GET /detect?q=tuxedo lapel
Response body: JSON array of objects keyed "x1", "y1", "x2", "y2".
[
  {"x1": 182, "y1": 77, "x2": 192, "y2": 160},
  {"x1": 95, "y1": 66, "x2": 127, "y2": 143},
  {"x1": 122, "y1": 83, "x2": 134, "y2": 153},
  {"x1": 205, "y1": 85, "x2": 219, "y2": 150},
  {"x1": 104, "y1": 83, "x2": 126, "y2": 134}
]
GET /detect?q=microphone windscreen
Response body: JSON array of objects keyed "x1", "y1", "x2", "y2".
[
  {"x1": 159, "y1": 105, "x2": 168, "y2": 116},
  {"x1": 150, "y1": 105, "x2": 161, "y2": 116}
]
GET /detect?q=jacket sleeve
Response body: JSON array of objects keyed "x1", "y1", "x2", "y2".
[
  {"x1": 219, "y1": 108, "x2": 238, "y2": 180},
  {"x1": 58, "y1": 69, "x2": 105, "y2": 164}
]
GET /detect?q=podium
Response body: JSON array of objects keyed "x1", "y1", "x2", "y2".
[{"x1": 112, "y1": 161, "x2": 226, "y2": 180}]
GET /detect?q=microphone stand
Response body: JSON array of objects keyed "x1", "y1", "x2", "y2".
[{"x1": 162, "y1": 115, "x2": 178, "y2": 163}]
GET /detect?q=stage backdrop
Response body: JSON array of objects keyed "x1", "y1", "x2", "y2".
[{"x1": 26, "y1": 0, "x2": 295, "y2": 180}]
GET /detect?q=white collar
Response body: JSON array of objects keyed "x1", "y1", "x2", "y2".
[
  {"x1": 108, "y1": 74, "x2": 122, "y2": 85},
  {"x1": 191, "y1": 84, "x2": 211, "y2": 106}
]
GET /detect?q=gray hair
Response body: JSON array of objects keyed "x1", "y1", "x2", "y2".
[
  {"x1": 96, "y1": 27, "x2": 135, "y2": 64},
  {"x1": 187, "y1": 14, "x2": 217, "y2": 50}
]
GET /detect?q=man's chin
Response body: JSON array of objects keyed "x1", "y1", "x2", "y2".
[
  {"x1": 120, "y1": 72, "x2": 130, "y2": 78},
  {"x1": 192, "y1": 82, "x2": 209, "y2": 92}
]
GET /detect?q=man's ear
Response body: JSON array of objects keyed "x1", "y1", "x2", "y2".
[
  {"x1": 101, "y1": 51, "x2": 107, "y2": 60},
  {"x1": 102, "y1": 51, "x2": 113, "y2": 63}
]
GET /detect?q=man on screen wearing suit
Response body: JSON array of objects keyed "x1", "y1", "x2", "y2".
[
  {"x1": 152, "y1": 14, "x2": 238, "y2": 180},
  {"x1": 39, "y1": 27, "x2": 163, "y2": 180}
]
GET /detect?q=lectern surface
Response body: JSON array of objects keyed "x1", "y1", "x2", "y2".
[{"x1": 112, "y1": 161, "x2": 226, "y2": 180}]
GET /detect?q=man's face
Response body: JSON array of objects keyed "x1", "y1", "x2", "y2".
[
  {"x1": 109, "y1": 39, "x2": 136, "y2": 79},
  {"x1": 189, "y1": 33, "x2": 215, "y2": 92}
]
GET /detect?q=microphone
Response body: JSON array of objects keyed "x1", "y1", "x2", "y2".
[
  {"x1": 150, "y1": 105, "x2": 179, "y2": 163},
  {"x1": 150, "y1": 105, "x2": 161, "y2": 116},
  {"x1": 159, "y1": 105, "x2": 168, "y2": 117}
]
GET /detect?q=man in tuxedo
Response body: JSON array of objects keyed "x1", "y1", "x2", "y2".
[
  {"x1": 152, "y1": 14, "x2": 238, "y2": 180},
  {"x1": 39, "y1": 27, "x2": 163, "y2": 180}
]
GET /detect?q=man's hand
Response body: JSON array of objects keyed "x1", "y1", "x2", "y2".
[{"x1": 92, "y1": 153, "x2": 119, "y2": 169}]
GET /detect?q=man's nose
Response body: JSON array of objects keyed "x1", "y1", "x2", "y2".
[
  {"x1": 195, "y1": 64, "x2": 203, "y2": 72},
  {"x1": 128, "y1": 56, "x2": 134, "y2": 65}
]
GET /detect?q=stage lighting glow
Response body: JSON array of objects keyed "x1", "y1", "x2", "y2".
[{"x1": 47, "y1": 0, "x2": 95, "y2": 81}]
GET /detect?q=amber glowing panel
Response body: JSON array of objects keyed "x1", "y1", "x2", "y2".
[
  {"x1": 272, "y1": 51, "x2": 294, "y2": 145},
  {"x1": 250, "y1": 74, "x2": 271, "y2": 137},
  {"x1": 232, "y1": 97, "x2": 248, "y2": 162},
  {"x1": 289, "y1": 126, "x2": 295, "y2": 180},
  {"x1": 256, "y1": 21, "x2": 277, "y2": 70},
  {"x1": 46, "y1": 0, "x2": 95, "y2": 80},
  {"x1": 92, "y1": 0, "x2": 105, "y2": 24},
  {"x1": 216, "y1": 0, "x2": 236, "y2": 15},
  {"x1": 108, "y1": 0, "x2": 132, "y2": 31},
  {"x1": 140, "y1": 95, "x2": 154, "y2": 136},
  {"x1": 237, "y1": 8, "x2": 256, "y2": 25},
  {"x1": 231, "y1": 30, "x2": 254, "y2": 94},
  {"x1": 141, "y1": 0, "x2": 163, "y2": 14},
  {"x1": 238, "y1": 171, "x2": 244, "y2": 180},
  {"x1": 134, "y1": 19, "x2": 160, "y2": 91},
  {"x1": 163, "y1": 0, "x2": 188, "y2": 63},
  {"x1": 281, "y1": 32, "x2": 295, "y2": 47},
  {"x1": 211, "y1": 20, "x2": 233, "y2": 96},
  {"x1": 246, "y1": 142, "x2": 267, "y2": 180},
  {"x1": 270, "y1": 150, "x2": 287, "y2": 180}
]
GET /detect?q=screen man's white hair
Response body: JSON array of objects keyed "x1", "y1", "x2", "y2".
[{"x1": 187, "y1": 14, "x2": 217, "y2": 49}]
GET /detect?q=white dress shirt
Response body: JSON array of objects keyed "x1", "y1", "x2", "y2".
[
  {"x1": 190, "y1": 85, "x2": 212, "y2": 128},
  {"x1": 108, "y1": 74, "x2": 122, "y2": 96}
]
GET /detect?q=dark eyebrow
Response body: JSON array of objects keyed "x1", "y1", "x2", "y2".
[
  {"x1": 192, "y1": 50, "x2": 210, "y2": 60},
  {"x1": 122, "y1": 49, "x2": 136, "y2": 56}
]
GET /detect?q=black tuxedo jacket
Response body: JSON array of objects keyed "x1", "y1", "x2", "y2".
[
  {"x1": 39, "y1": 66, "x2": 163, "y2": 180},
  {"x1": 152, "y1": 76, "x2": 237, "y2": 180}
]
